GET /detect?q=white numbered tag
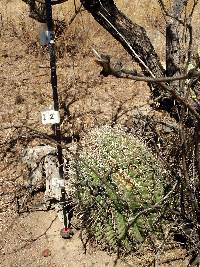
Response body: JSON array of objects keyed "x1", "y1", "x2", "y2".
[{"x1": 41, "y1": 110, "x2": 60, "y2": 125}]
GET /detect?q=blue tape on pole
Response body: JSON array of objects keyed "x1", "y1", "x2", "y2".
[{"x1": 40, "y1": 30, "x2": 53, "y2": 45}]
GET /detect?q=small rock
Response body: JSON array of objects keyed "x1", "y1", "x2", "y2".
[{"x1": 42, "y1": 248, "x2": 51, "y2": 257}]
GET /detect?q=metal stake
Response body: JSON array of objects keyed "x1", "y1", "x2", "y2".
[{"x1": 45, "y1": 0, "x2": 72, "y2": 237}]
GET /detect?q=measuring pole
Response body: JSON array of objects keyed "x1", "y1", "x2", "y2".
[{"x1": 45, "y1": 0, "x2": 71, "y2": 237}]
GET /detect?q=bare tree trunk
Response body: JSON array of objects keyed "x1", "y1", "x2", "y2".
[
  {"x1": 166, "y1": 0, "x2": 188, "y2": 79},
  {"x1": 81, "y1": 0, "x2": 164, "y2": 78}
]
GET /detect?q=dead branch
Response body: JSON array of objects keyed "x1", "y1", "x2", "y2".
[
  {"x1": 92, "y1": 49, "x2": 200, "y2": 121},
  {"x1": 93, "y1": 49, "x2": 200, "y2": 83},
  {"x1": 67, "y1": 3, "x2": 83, "y2": 26}
]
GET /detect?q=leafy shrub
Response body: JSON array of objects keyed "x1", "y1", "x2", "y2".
[{"x1": 71, "y1": 125, "x2": 167, "y2": 252}]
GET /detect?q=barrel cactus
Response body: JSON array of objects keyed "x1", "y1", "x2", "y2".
[{"x1": 71, "y1": 125, "x2": 167, "y2": 252}]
